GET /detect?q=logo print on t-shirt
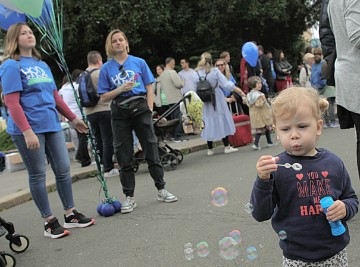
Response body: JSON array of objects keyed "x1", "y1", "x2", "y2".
[
  {"x1": 21, "y1": 66, "x2": 53, "y2": 85},
  {"x1": 111, "y1": 70, "x2": 140, "y2": 88}
]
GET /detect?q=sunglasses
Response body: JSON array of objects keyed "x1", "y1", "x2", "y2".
[
  {"x1": 216, "y1": 64, "x2": 225, "y2": 67},
  {"x1": 118, "y1": 65, "x2": 128, "y2": 79}
]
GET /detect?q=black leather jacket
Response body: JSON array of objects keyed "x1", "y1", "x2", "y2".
[
  {"x1": 274, "y1": 60, "x2": 292, "y2": 80},
  {"x1": 319, "y1": 0, "x2": 335, "y2": 59}
]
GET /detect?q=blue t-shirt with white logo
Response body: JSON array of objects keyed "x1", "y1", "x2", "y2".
[
  {"x1": 0, "y1": 56, "x2": 61, "y2": 135},
  {"x1": 98, "y1": 55, "x2": 155, "y2": 97}
]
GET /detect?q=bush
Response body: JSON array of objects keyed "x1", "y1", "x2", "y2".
[{"x1": 0, "y1": 130, "x2": 16, "y2": 151}]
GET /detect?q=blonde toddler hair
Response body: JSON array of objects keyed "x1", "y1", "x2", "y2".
[{"x1": 271, "y1": 87, "x2": 329, "y2": 123}]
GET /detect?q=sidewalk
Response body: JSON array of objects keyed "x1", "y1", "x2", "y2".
[{"x1": 0, "y1": 134, "x2": 213, "y2": 211}]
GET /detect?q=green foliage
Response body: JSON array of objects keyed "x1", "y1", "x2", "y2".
[
  {"x1": 0, "y1": 130, "x2": 16, "y2": 152},
  {"x1": 1, "y1": 0, "x2": 319, "y2": 82}
]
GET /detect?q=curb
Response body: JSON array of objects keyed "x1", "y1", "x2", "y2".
[{"x1": 0, "y1": 143, "x2": 215, "y2": 211}]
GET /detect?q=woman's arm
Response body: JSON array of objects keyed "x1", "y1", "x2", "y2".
[
  {"x1": 54, "y1": 91, "x2": 87, "y2": 133},
  {"x1": 274, "y1": 61, "x2": 290, "y2": 76},
  {"x1": 145, "y1": 83, "x2": 154, "y2": 111},
  {"x1": 53, "y1": 90, "x2": 76, "y2": 122}
]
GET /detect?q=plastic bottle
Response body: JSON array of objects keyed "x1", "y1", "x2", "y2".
[{"x1": 319, "y1": 196, "x2": 346, "y2": 236}]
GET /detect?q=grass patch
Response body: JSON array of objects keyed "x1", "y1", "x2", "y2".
[{"x1": 0, "y1": 130, "x2": 16, "y2": 151}]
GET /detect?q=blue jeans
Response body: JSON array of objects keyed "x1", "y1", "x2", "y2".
[
  {"x1": 12, "y1": 131, "x2": 74, "y2": 218},
  {"x1": 111, "y1": 99, "x2": 165, "y2": 197}
]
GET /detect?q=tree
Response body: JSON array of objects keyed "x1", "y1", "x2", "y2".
[{"x1": 1, "y1": 0, "x2": 321, "y2": 82}]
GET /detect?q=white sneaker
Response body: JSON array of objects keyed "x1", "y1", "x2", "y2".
[
  {"x1": 158, "y1": 189, "x2": 178, "y2": 203},
  {"x1": 252, "y1": 144, "x2": 261, "y2": 150},
  {"x1": 121, "y1": 196, "x2": 137, "y2": 213},
  {"x1": 207, "y1": 149, "x2": 214, "y2": 156},
  {"x1": 224, "y1": 147, "x2": 239, "y2": 154},
  {"x1": 104, "y1": 168, "x2": 119, "y2": 178},
  {"x1": 267, "y1": 142, "x2": 277, "y2": 147}
]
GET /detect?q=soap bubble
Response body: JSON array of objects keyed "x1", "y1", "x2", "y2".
[
  {"x1": 184, "y1": 243, "x2": 194, "y2": 261},
  {"x1": 246, "y1": 246, "x2": 257, "y2": 260},
  {"x1": 196, "y1": 241, "x2": 210, "y2": 257},
  {"x1": 278, "y1": 230, "x2": 287, "y2": 240},
  {"x1": 210, "y1": 187, "x2": 229, "y2": 207},
  {"x1": 218, "y1": 236, "x2": 239, "y2": 260},
  {"x1": 229, "y1": 230, "x2": 242, "y2": 245},
  {"x1": 244, "y1": 203, "x2": 254, "y2": 213}
]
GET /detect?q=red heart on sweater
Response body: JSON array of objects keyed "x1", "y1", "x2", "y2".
[
  {"x1": 296, "y1": 174, "x2": 303, "y2": 180},
  {"x1": 321, "y1": 171, "x2": 328, "y2": 178}
]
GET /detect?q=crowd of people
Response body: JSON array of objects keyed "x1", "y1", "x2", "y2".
[{"x1": 1, "y1": 4, "x2": 360, "y2": 264}]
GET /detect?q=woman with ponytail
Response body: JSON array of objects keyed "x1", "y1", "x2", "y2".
[{"x1": 195, "y1": 52, "x2": 245, "y2": 156}]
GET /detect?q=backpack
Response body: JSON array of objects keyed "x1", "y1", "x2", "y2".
[
  {"x1": 76, "y1": 69, "x2": 100, "y2": 107},
  {"x1": 196, "y1": 71, "x2": 215, "y2": 103}
]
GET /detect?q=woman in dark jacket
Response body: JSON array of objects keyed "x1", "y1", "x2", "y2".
[{"x1": 273, "y1": 50, "x2": 292, "y2": 92}]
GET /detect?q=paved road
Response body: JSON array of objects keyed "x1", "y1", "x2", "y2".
[{"x1": 1, "y1": 128, "x2": 360, "y2": 266}]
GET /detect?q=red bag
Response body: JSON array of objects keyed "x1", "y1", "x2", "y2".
[
  {"x1": 228, "y1": 104, "x2": 253, "y2": 147},
  {"x1": 275, "y1": 76, "x2": 293, "y2": 92}
]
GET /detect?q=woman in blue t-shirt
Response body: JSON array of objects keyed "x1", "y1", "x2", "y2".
[
  {"x1": 98, "y1": 29, "x2": 177, "y2": 214},
  {"x1": 0, "y1": 23, "x2": 94, "y2": 239}
]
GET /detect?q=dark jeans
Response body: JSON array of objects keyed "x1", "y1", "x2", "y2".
[
  {"x1": 87, "y1": 111, "x2": 115, "y2": 172},
  {"x1": 75, "y1": 130, "x2": 91, "y2": 165},
  {"x1": 338, "y1": 105, "x2": 360, "y2": 178},
  {"x1": 164, "y1": 103, "x2": 184, "y2": 139},
  {"x1": 111, "y1": 100, "x2": 165, "y2": 197}
]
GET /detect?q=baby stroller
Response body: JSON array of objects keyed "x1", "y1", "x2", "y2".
[
  {"x1": 133, "y1": 95, "x2": 190, "y2": 172},
  {"x1": 0, "y1": 217, "x2": 30, "y2": 267}
]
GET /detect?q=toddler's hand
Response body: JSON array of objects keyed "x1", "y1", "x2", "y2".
[
  {"x1": 324, "y1": 200, "x2": 347, "y2": 222},
  {"x1": 256, "y1": 155, "x2": 278, "y2": 180}
]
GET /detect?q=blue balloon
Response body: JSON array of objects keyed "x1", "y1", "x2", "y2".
[
  {"x1": 0, "y1": 4, "x2": 26, "y2": 30},
  {"x1": 112, "y1": 200, "x2": 122, "y2": 213},
  {"x1": 101, "y1": 203, "x2": 115, "y2": 217},
  {"x1": 242, "y1": 42, "x2": 259, "y2": 67}
]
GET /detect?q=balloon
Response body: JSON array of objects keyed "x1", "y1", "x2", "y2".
[
  {"x1": 0, "y1": 0, "x2": 44, "y2": 18},
  {"x1": 242, "y1": 42, "x2": 259, "y2": 67},
  {"x1": 96, "y1": 203, "x2": 104, "y2": 216},
  {"x1": 112, "y1": 200, "x2": 122, "y2": 213},
  {"x1": 0, "y1": 0, "x2": 23, "y2": 13},
  {"x1": 101, "y1": 203, "x2": 115, "y2": 217},
  {"x1": 0, "y1": 4, "x2": 26, "y2": 30},
  {"x1": 30, "y1": 0, "x2": 53, "y2": 26}
]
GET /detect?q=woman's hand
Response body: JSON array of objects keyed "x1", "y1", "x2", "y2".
[
  {"x1": 256, "y1": 155, "x2": 278, "y2": 180},
  {"x1": 71, "y1": 117, "x2": 88, "y2": 134},
  {"x1": 235, "y1": 87, "x2": 246, "y2": 97},
  {"x1": 23, "y1": 129, "x2": 40, "y2": 150}
]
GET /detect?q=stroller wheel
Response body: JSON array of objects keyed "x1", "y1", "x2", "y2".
[
  {"x1": 133, "y1": 161, "x2": 139, "y2": 173},
  {"x1": 160, "y1": 153, "x2": 179, "y2": 170},
  {"x1": 172, "y1": 149, "x2": 184, "y2": 164},
  {"x1": 1, "y1": 253, "x2": 16, "y2": 267},
  {"x1": 9, "y1": 235, "x2": 29, "y2": 253}
]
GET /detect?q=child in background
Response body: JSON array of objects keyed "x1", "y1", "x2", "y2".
[
  {"x1": 244, "y1": 76, "x2": 274, "y2": 150},
  {"x1": 250, "y1": 87, "x2": 358, "y2": 266}
]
